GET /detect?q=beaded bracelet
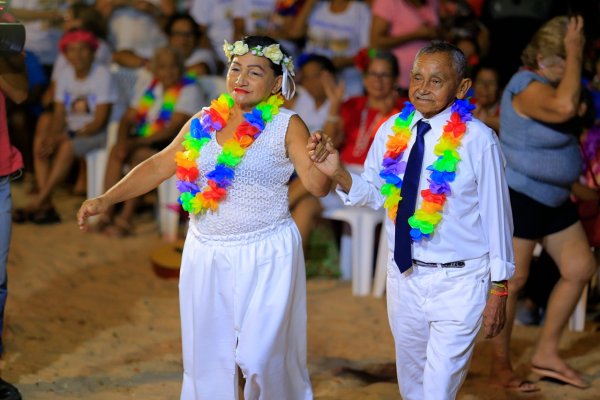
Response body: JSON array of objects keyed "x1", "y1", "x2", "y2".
[{"x1": 490, "y1": 288, "x2": 509, "y2": 297}]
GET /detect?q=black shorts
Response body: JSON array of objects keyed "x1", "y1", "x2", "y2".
[{"x1": 509, "y1": 188, "x2": 579, "y2": 239}]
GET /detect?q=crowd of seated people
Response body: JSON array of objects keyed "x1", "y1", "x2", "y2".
[{"x1": 5, "y1": 0, "x2": 600, "y2": 395}]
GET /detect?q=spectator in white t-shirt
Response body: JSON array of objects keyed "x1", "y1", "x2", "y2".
[
  {"x1": 189, "y1": 0, "x2": 234, "y2": 66},
  {"x1": 286, "y1": 54, "x2": 336, "y2": 132},
  {"x1": 32, "y1": 3, "x2": 113, "y2": 196},
  {"x1": 96, "y1": 46, "x2": 204, "y2": 236},
  {"x1": 108, "y1": 0, "x2": 174, "y2": 69},
  {"x1": 11, "y1": 0, "x2": 66, "y2": 71},
  {"x1": 289, "y1": 0, "x2": 371, "y2": 98},
  {"x1": 286, "y1": 54, "x2": 338, "y2": 249},
  {"x1": 16, "y1": 30, "x2": 118, "y2": 224}
]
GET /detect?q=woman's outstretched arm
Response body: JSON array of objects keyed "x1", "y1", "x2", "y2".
[{"x1": 77, "y1": 113, "x2": 198, "y2": 229}]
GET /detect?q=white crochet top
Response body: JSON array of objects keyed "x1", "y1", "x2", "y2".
[{"x1": 189, "y1": 108, "x2": 296, "y2": 238}]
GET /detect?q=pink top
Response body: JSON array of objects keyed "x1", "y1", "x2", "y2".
[
  {"x1": 0, "y1": 91, "x2": 23, "y2": 176},
  {"x1": 372, "y1": 0, "x2": 439, "y2": 89}
]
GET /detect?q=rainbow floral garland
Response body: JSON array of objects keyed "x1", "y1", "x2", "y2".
[
  {"x1": 380, "y1": 96, "x2": 474, "y2": 241},
  {"x1": 175, "y1": 93, "x2": 284, "y2": 214},
  {"x1": 135, "y1": 75, "x2": 196, "y2": 137}
]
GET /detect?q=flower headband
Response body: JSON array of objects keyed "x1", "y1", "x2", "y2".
[{"x1": 223, "y1": 39, "x2": 296, "y2": 100}]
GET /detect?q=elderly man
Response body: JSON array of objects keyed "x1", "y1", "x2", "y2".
[{"x1": 310, "y1": 41, "x2": 515, "y2": 399}]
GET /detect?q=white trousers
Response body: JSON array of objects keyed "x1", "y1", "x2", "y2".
[
  {"x1": 386, "y1": 255, "x2": 490, "y2": 400},
  {"x1": 179, "y1": 219, "x2": 313, "y2": 400}
]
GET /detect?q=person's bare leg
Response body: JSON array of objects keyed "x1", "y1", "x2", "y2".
[
  {"x1": 105, "y1": 147, "x2": 156, "y2": 237},
  {"x1": 489, "y1": 237, "x2": 539, "y2": 392},
  {"x1": 33, "y1": 139, "x2": 75, "y2": 209},
  {"x1": 530, "y1": 222, "x2": 595, "y2": 387},
  {"x1": 73, "y1": 158, "x2": 87, "y2": 195},
  {"x1": 31, "y1": 114, "x2": 54, "y2": 201}
]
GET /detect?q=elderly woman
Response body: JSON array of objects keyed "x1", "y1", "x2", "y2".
[
  {"x1": 78, "y1": 35, "x2": 332, "y2": 398},
  {"x1": 490, "y1": 16, "x2": 596, "y2": 392},
  {"x1": 14, "y1": 29, "x2": 117, "y2": 224},
  {"x1": 97, "y1": 46, "x2": 204, "y2": 236},
  {"x1": 325, "y1": 49, "x2": 406, "y2": 172}
]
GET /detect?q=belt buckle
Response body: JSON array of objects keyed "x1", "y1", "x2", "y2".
[
  {"x1": 412, "y1": 259, "x2": 465, "y2": 268},
  {"x1": 445, "y1": 261, "x2": 465, "y2": 268}
]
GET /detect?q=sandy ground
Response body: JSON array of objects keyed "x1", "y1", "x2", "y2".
[{"x1": 3, "y1": 182, "x2": 600, "y2": 399}]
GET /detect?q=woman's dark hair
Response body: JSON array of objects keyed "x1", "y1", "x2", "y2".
[
  {"x1": 71, "y1": 2, "x2": 106, "y2": 39},
  {"x1": 237, "y1": 36, "x2": 291, "y2": 76},
  {"x1": 370, "y1": 50, "x2": 400, "y2": 78},
  {"x1": 470, "y1": 58, "x2": 499, "y2": 81},
  {"x1": 297, "y1": 54, "x2": 336, "y2": 75},
  {"x1": 165, "y1": 13, "x2": 201, "y2": 42}
]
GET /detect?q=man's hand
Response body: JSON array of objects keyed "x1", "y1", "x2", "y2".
[
  {"x1": 307, "y1": 131, "x2": 339, "y2": 177},
  {"x1": 482, "y1": 292, "x2": 507, "y2": 339}
]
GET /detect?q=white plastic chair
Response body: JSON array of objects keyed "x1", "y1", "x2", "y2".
[
  {"x1": 85, "y1": 122, "x2": 119, "y2": 224},
  {"x1": 322, "y1": 206, "x2": 385, "y2": 296},
  {"x1": 372, "y1": 233, "x2": 389, "y2": 297}
]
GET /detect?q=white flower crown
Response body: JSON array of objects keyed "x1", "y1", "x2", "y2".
[{"x1": 223, "y1": 40, "x2": 295, "y2": 76}]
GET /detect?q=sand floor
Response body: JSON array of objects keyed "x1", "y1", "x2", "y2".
[{"x1": 3, "y1": 182, "x2": 600, "y2": 399}]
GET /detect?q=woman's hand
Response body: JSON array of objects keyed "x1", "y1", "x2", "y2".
[
  {"x1": 321, "y1": 71, "x2": 345, "y2": 107},
  {"x1": 564, "y1": 15, "x2": 585, "y2": 57},
  {"x1": 77, "y1": 197, "x2": 110, "y2": 231}
]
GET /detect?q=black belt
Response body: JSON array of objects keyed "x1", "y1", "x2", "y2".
[{"x1": 412, "y1": 259, "x2": 465, "y2": 268}]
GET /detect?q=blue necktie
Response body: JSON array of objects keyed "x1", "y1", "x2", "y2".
[{"x1": 394, "y1": 120, "x2": 431, "y2": 273}]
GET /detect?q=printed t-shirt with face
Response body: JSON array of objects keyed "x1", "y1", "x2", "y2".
[
  {"x1": 54, "y1": 64, "x2": 118, "y2": 132},
  {"x1": 303, "y1": 1, "x2": 371, "y2": 59}
]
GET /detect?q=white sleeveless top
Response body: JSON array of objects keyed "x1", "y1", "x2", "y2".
[{"x1": 189, "y1": 108, "x2": 296, "y2": 238}]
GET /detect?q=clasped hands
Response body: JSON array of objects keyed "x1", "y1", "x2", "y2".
[{"x1": 307, "y1": 131, "x2": 340, "y2": 177}]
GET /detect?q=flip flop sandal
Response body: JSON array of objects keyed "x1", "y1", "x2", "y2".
[
  {"x1": 12, "y1": 208, "x2": 33, "y2": 223},
  {"x1": 531, "y1": 365, "x2": 590, "y2": 389}
]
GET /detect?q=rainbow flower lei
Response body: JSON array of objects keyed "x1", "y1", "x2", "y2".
[
  {"x1": 135, "y1": 75, "x2": 196, "y2": 137},
  {"x1": 175, "y1": 93, "x2": 284, "y2": 214},
  {"x1": 380, "y1": 96, "x2": 475, "y2": 241}
]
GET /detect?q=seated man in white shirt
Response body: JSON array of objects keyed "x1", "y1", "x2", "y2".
[{"x1": 309, "y1": 41, "x2": 515, "y2": 399}]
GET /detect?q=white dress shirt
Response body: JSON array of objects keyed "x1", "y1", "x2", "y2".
[{"x1": 337, "y1": 104, "x2": 515, "y2": 281}]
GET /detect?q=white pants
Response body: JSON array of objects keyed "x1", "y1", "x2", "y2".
[
  {"x1": 179, "y1": 219, "x2": 313, "y2": 400},
  {"x1": 386, "y1": 255, "x2": 490, "y2": 400}
]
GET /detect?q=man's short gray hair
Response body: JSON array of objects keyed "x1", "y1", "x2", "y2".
[{"x1": 414, "y1": 41, "x2": 468, "y2": 81}]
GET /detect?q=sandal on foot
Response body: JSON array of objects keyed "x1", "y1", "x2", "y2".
[
  {"x1": 104, "y1": 217, "x2": 132, "y2": 237},
  {"x1": 90, "y1": 215, "x2": 112, "y2": 233},
  {"x1": 31, "y1": 207, "x2": 61, "y2": 225},
  {"x1": 498, "y1": 378, "x2": 540, "y2": 393},
  {"x1": 12, "y1": 208, "x2": 33, "y2": 223},
  {"x1": 531, "y1": 365, "x2": 590, "y2": 389}
]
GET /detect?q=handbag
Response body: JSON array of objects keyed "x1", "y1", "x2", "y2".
[{"x1": 576, "y1": 143, "x2": 600, "y2": 247}]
